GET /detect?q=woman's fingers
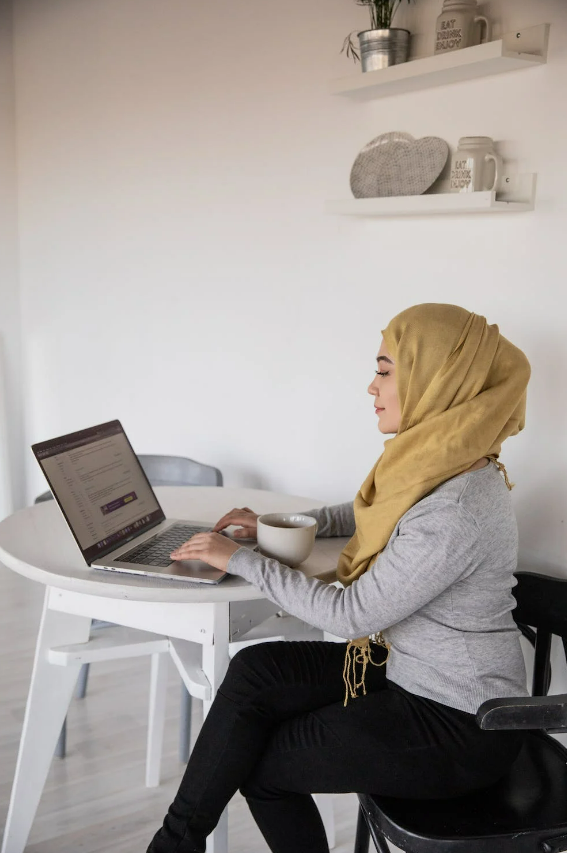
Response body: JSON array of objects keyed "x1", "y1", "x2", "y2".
[
  {"x1": 171, "y1": 541, "x2": 204, "y2": 557},
  {"x1": 211, "y1": 509, "x2": 241, "y2": 531},
  {"x1": 169, "y1": 531, "x2": 239, "y2": 571},
  {"x1": 171, "y1": 532, "x2": 210, "y2": 558},
  {"x1": 232, "y1": 526, "x2": 255, "y2": 538},
  {"x1": 212, "y1": 507, "x2": 256, "y2": 533}
]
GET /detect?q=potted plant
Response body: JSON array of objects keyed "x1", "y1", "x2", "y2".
[{"x1": 342, "y1": 0, "x2": 414, "y2": 72}]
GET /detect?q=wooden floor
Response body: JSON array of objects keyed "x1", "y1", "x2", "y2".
[{"x1": 0, "y1": 565, "x2": 402, "y2": 852}]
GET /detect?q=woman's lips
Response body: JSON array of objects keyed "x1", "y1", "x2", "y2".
[{"x1": 375, "y1": 407, "x2": 385, "y2": 413}]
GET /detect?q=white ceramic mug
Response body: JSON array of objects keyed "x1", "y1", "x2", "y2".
[
  {"x1": 434, "y1": 0, "x2": 491, "y2": 54},
  {"x1": 449, "y1": 136, "x2": 502, "y2": 193},
  {"x1": 256, "y1": 513, "x2": 318, "y2": 568}
]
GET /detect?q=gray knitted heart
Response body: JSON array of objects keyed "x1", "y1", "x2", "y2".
[{"x1": 350, "y1": 131, "x2": 449, "y2": 198}]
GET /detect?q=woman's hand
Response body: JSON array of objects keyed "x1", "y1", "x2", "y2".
[
  {"x1": 170, "y1": 532, "x2": 241, "y2": 573},
  {"x1": 170, "y1": 506, "x2": 261, "y2": 572},
  {"x1": 211, "y1": 506, "x2": 259, "y2": 540}
]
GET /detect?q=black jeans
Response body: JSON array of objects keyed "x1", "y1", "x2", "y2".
[{"x1": 146, "y1": 640, "x2": 522, "y2": 853}]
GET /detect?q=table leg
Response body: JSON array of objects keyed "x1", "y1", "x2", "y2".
[
  {"x1": 314, "y1": 794, "x2": 336, "y2": 849},
  {"x1": 1, "y1": 589, "x2": 91, "y2": 853},
  {"x1": 146, "y1": 652, "x2": 169, "y2": 788},
  {"x1": 202, "y1": 603, "x2": 230, "y2": 853}
]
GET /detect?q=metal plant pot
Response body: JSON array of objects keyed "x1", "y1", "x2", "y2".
[{"x1": 358, "y1": 28, "x2": 410, "y2": 72}]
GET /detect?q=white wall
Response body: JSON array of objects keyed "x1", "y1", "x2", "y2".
[
  {"x1": 0, "y1": 0, "x2": 23, "y2": 516},
  {"x1": 11, "y1": 0, "x2": 567, "y2": 580}
]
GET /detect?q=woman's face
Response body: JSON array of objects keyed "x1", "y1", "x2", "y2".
[{"x1": 367, "y1": 338, "x2": 401, "y2": 434}]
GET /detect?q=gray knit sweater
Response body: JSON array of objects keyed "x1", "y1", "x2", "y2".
[{"x1": 226, "y1": 462, "x2": 529, "y2": 713}]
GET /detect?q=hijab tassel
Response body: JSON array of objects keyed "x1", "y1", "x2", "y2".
[
  {"x1": 487, "y1": 456, "x2": 515, "y2": 490},
  {"x1": 343, "y1": 632, "x2": 390, "y2": 707}
]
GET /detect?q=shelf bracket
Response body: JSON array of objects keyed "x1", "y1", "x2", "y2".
[
  {"x1": 432, "y1": 172, "x2": 537, "y2": 207},
  {"x1": 502, "y1": 23, "x2": 550, "y2": 61},
  {"x1": 495, "y1": 172, "x2": 537, "y2": 206}
]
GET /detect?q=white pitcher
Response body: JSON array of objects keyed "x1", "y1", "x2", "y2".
[
  {"x1": 434, "y1": 0, "x2": 491, "y2": 54},
  {"x1": 449, "y1": 137, "x2": 502, "y2": 193}
]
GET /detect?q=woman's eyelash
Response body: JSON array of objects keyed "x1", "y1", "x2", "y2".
[{"x1": 375, "y1": 370, "x2": 389, "y2": 377}]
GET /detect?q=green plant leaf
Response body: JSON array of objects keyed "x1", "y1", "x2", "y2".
[
  {"x1": 353, "y1": 0, "x2": 413, "y2": 31},
  {"x1": 341, "y1": 31, "x2": 361, "y2": 63}
]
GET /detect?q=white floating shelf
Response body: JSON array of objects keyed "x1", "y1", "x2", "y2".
[
  {"x1": 330, "y1": 24, "x2": 549, "y2": 100},
  {"x1": 326, "y1": 174, "x2": 537, "y2": 217}
]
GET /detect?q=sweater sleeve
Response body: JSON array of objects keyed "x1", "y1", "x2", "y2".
[
  {"x1": 299, "y1": 502, "x2": 355, "y2": 538},
  {"x1": 226, "y1": 500, "x2": 479, "y2": 638}
]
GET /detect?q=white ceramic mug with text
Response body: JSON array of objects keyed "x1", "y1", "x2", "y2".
[
  {"x1": 449, "y1": 136, "x2": 502, "y2": 193},
  {"x1": 434, "y1": 0, "x2": 491, "y2": 54},
  {"x1": 256, "y1": 513, "x2": 318, "y2": 567}
]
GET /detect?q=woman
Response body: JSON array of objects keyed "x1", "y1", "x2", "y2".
[{"x1": 147, "y1": 303, "x2": 531, "y2": 853}]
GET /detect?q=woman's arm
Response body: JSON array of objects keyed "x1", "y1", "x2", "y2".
[
  {"x1": 226, "y1": 500, "x2": 479, "y2": 637},
  {"x1": 300, "y1": 502, "x2": 355, "y2": 538}
]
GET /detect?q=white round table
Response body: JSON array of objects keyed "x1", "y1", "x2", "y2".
[{"x1": 0, "y1": 486, "x2": 347, "y2": 853}]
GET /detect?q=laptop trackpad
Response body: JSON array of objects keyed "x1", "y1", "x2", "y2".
[{"x1": 165, "y1": 559, "x2": 225, "y2": 581}]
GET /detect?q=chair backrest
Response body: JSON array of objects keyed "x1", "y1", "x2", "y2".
[
  {"x1": 138, "y1": 454, "x2": 223, "y2": 487},
  {"x1": 34, "y1": 490, "x2": 55, "y2": 503},
  {"x1": 512, "y1": 571, "x2": 567, "y2": 697},
  {"x1": 477, "y1": 571, "x2": 567, "y2": 733},
  {"x1": 34, "y1": 453, "x2": 223, "y2": 503}
]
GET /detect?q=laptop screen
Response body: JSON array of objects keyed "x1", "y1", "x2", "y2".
[{"x1": 32, "y1": 420, "x2": 165, "y2": 564}]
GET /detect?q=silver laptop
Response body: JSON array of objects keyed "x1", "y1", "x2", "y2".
[{"x1": 32, "y1": 419, "x2": 246, "y2": 584}]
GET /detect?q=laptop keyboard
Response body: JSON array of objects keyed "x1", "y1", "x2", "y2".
[{"x1": 119, "y1": 524, "x2": 212, "y2": 567}]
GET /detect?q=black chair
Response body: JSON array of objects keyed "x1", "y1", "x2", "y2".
[{"x1": 354, "y1": 571, "x2": 567, "y2": 853}]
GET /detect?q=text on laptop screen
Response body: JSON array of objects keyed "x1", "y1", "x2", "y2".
[{"x1": 34, "y1": 421, "x2": 164, "y2": 563}]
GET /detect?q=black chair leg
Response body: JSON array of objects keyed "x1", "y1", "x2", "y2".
[
  {"x1": 367, "y1": 822, "x2": 391, "y2": 853},
  {"x1": 354, "y1": 806, "x2": 370, "y2": 853},
  {"x1": 356, "y1": 803, "x2": 391, "y2": 853},
  {"x1": 55, "y1": 717, "x2": 67, "y2": 758}
]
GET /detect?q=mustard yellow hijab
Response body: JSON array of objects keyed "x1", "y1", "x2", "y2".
[{"x1": 338, "y1": 303, "x2": 531, "y2": 703}]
